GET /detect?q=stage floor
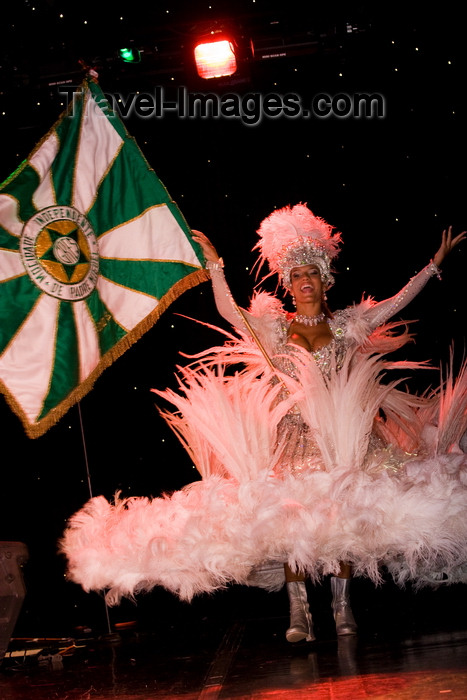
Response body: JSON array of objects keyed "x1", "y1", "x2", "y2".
[{"x1": 1, "y1": 580, "x2": 466, "y2": 699}]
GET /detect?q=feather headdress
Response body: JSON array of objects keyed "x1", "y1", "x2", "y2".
[{"x1": 254, "y1": 203, "x2": 342, "y2": 289}]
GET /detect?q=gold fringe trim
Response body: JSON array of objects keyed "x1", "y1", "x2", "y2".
[{"x1": 1, "y1": 267, "x2": 210, "y2": 439}]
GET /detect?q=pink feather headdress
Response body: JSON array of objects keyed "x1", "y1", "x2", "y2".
[{"x1": 254, "y1": 203, "x2": 342, "y2": 289}]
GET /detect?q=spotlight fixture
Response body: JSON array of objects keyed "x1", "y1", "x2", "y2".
[{"x1": 194, "y1": 37, "x2": 237, "y2": 79}]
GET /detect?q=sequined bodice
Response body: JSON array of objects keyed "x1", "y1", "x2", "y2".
[
  {"x1": 311, "y1": 337, "x2": 341, "y2": 375},
  {"x1": 278, "y1": 311, "x2": 350, "y2": 379}
]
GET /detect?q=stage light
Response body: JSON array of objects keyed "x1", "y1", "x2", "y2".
[
  {"x1": 194, "y1": 38, "x2": 237, "y2": 79},
  {"x1": 119, "y1": 47, "x2": 141, "y2": 63}
]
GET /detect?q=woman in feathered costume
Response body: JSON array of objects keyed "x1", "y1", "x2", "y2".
[
  {"x1": 191, "y1": 206, "x2": 465, "y2": 642},
  {"x1": 61, "y1": 205, "x2": 467, "y2": 644}
]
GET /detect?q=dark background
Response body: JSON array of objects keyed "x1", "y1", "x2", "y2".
[{"x1": 0, "y1": 0, "x2": 465, "y2": 639}]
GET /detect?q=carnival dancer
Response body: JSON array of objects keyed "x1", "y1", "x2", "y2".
[
  {"x1": 190, "y1": 205, "x2": 465, "y2": 642},
  {"x1": 62, "y1": 205, "x2": 466, "y2": 645}
]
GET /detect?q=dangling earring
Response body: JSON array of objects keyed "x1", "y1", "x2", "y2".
[
  {"x1": 292, "y1": 295, "x2": 296, "y2": 308},
  {"x1": 323, "y1": 292, "x2": 327, "y2": 301}
]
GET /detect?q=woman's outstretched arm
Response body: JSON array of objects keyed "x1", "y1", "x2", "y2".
[
  {"x1": 364, "y1": 226, "x2": 465, "y2": 329},
  {"x1": 191, "y1": 230, "x2": 254, "y2": 332}
]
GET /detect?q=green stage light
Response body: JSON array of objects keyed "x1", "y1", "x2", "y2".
[{"x1": 119, "y1": 47, "x2": 141, "y2": 63}]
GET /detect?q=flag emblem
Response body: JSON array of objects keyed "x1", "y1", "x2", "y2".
[
  {"x1": 0, "y1": 79, "x2": 208, "y2": 438},
  {"x1": 20, "y1": 205, "x2": 99, "y2": 300}
]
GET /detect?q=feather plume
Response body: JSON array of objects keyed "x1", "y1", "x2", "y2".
[
  {"x1": 153, "y1": 361, "x2": 292, "y2": 483},
  {"x1": 290, "y1": 344, "x2": 405, "y2": 470},
  {"x1": 254, "y1": 204, "x2": 341, "y2": 270},
  {"x1": 434, "y1": 353, "x2": 467, "y2": 454},
  {"x1": 253, "y1": 203, "x2": 342, "y2": 286}
]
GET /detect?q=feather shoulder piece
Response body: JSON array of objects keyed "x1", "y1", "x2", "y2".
[
  {"x1": 337, "y1": 299, "x2": 415, "y2": 355},
  {"x1": 333, "y1": 299, "x2": 374, "y2": 346},
  {"x1": 248, "y1": 290, "x2": 289, "y2": 356}
]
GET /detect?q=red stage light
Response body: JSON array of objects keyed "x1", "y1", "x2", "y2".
[{"x1": 194, "y1": 39, "x2": 237, "y2": 79}]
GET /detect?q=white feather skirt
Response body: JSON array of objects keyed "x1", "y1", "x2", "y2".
[{"x1": 61, "y1": 337, "x2": 467, "y2": 604}]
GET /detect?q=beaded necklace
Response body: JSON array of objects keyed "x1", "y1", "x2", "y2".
[{"x1": 293, "y1": 312, "x2": 326, "y2": 326}]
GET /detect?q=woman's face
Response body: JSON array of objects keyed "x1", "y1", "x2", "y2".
[{"x1": 290, "y1": 264, "x2": 324, "y2": 305}]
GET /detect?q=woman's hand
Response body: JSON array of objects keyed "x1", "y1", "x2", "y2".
[
  {"x1": 191, "y1": 230, "x2": 221, "y2": 263},
  {"x1": 433, "y1": 226, "x2": 466, "y2": 267}
]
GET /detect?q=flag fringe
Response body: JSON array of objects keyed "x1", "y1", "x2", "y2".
[{"x1": 1, "y1": 268, "x2": 209, "y2": 439}]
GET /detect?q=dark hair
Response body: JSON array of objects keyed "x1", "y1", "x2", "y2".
[{"x1": 322, "y1": 300, "x2": 334, "y2": 319}]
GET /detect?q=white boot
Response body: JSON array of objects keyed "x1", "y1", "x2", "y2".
[
  {"x1": 285, "y1": 581, "x2": 315, "y2": 642},
  {"x1": 331, "y1": 576, "x2": 357, "y2": 636}
]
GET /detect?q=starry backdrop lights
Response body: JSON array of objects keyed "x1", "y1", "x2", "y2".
[{"x1": 0, "y1": 0, "x2": 465, "y2": 635}]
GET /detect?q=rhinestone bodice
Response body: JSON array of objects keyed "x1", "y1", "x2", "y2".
[{"x1": 274, "y1": 309, "x2": 351, "y2": 379}]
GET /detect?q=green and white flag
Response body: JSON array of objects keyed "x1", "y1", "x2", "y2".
[{"x1": 0, "y1": 79, "x2": 208, "y2": 438}]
